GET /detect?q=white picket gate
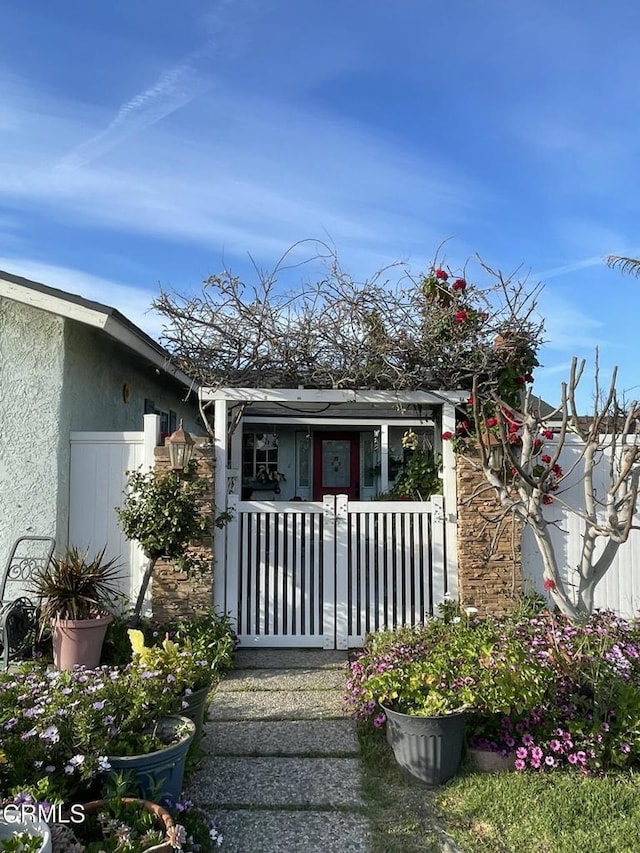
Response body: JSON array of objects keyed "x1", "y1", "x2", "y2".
[{"x1": 224, "y1": 494, "x2": 450, "y2": 649}]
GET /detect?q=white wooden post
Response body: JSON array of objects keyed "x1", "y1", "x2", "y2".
[
  {"x1": 380, "y1": 424, "x2": 389, "y2": 492},
  {"x1": 225, "y1": 494, "x2": 240, "y2": 635},
  {"x1": 213, "y1": 399, "x2": 229, "y2": 614},
  {"x1": 334, "y1": 494, "x2": 349, "y2": 650},
  {"x1": 322, "y1": 495, "x2": 337, "y2": 649},
  {"x1": 143, "y1": 414, "x2": 160, "y2": 471},
  {"x1": 441, "y1": 402, "x2": 459, "y2": 599}
]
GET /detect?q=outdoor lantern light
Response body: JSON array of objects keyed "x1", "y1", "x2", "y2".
[{"x1": 166, "y1": 419, "x2": 195, "y2": 471}]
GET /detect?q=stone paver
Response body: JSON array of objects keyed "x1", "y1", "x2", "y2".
[
  {"x1": 201, "y1": 719, "x2": 359, "y2": 756},
  {"x1": 208, "y1": 688, "x2": 347, "y2": 721},
  {"x1": 213, "y1": 809, "x2": 371, "y2": 853},
  {"x1": 234, "y1": 649, "x2": 348, "y2": 670},
  {"x1": 218, "y1": 667, "x2": 346, "y2": 692},
  {"x1": 190, "y1": 756, "x2": 364, "y2": 807},
  {"x1": 186, "y1": 649, "x2": 371, "y2": 853}
]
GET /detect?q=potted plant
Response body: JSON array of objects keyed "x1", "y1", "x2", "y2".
[
  {"x1": 254, "y1": 466, "x2": 286, "y2": 494},
  {"x1": 128, "y1": 630, "x2": 213, "y2": 742},
  {"x1": 0, "y1": 816, "x2": 51, "y2": 853},
  {"x1": 32, "y1": 546, "x2": 123, "y2": 670},
  {"x1": 104, "y1": 715, "x2": 196, "y2": 808},
  {"x1": 50, "y1": 795, "x2": 223, "y2": 852},
  {"x1": 370, "y1": 658, "x2": 468, "y2": 786}
]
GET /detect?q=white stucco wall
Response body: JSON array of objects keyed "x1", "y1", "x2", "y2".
[
  {"x1": 0, "y1": 298, "x2": 65, "y2": 561},
  {"x1": 0, "y1": 299, "x2": 200, "y2": 562},
  {"x1": 56, "y1": 319, "x2": 199, "y2": 550}
]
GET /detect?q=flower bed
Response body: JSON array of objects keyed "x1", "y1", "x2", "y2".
[
  {"x1": 0, "y1": 611, "x2": 236, "y2": 808},
  {"x1": 346, "y1": 609, "x2": 640, "y2": 775}
]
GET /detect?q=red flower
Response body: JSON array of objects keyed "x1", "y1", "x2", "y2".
[
  {"x1": 533, "y1": 438, "x2": 542, "y2": 451},
  {"x1": 515, "y1": 376, "x2": 525, "y2": 386},
  {"x1": 466, "y1": 395, "x2": 474, "y2": 406},
  {"x1": 542, "y1": 429, "x2": 554, "y2": 440},
  {"x1": 441, "y1": 431, "x2": 454, "y2": 440},
  {"x1": 457, "y1": 420, "x2": 470, "y2": 432},
  {"x1": 525, "y1": 374, "x2": 534, "y2": 383},
  {"x1": 485, "y1": 416, "x2": 498, "y2": 428},
  {"x1": 452, "y1": 278, "x2": 466, "y2": 292},
  {"x1": 510, "y1": 466, "x2": 518, "y2": 476},
  {"x1": 542, "y1": 494, "x2": 554, "y2": 505},
  {"x1": 508, "y1": 421, "x2": 520, "y2": 434},
  {"x1": 543, "y1": 577, "x2": 556, "y2": 590},
  {"x1": 552, "y1": 464, "x2": 563, "y2": 477},
  {"x1": 541, "y1": 454, "x2": 552, "y2": 464},
  {"x1": 454, "y1": 310, "x2": 468, "y2": 324},
  {"x1": 435, "y1": 268, "x2": 448, "y2": 280},
  {"x1": 398, "y1": 495, "x2": 410, "y2": 501}
]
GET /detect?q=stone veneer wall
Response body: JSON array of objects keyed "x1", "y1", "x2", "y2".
[
  {"x1": 456, "y1": 454, "x2": 522, "y2": 615},
  {"x1": 151, "y1": 439, "x2": 216, "y2": 621}
]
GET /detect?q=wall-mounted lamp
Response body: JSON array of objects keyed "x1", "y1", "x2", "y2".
[{"x1": 166, "y1": 419, "x2": 195, "y2": 471}]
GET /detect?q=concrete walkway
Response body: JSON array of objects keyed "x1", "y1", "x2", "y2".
[{"x1": 186, "y1": 648, "x2": 371, "y2": 853}]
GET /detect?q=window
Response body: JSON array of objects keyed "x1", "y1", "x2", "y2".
[{"x1": 242, "y1": 432, "x2": 279, "y2": 480}]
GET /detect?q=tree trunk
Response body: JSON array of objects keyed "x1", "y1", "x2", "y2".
[{"x1": 133, "y1": 554, "x2": 159, "y2": 623}]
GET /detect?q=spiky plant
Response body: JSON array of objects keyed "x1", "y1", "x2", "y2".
[{"x1": 33, "y1": 546, "x2": 123, "y2": 622}]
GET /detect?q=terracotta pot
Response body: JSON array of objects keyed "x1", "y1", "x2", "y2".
[
  {"x1": 52, "y1": 615, "x2": 112, "y2": 670},
  {"x1": 467, "y1": 747, "x2": 515, "y2": 773},
  {"x1": 78, "y1": 798, "x2": 174, "y2": 853}
]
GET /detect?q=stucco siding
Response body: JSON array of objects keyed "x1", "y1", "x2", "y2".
[
  {"x1": 62, "y1": 320, "x2": 198, "y2": 433},
  {"x1": 0, "y1": 297, "x2": 65, "y2": 560},
  {"x1": 56, "y1": 319, "x2": 199, "y2": 552}
]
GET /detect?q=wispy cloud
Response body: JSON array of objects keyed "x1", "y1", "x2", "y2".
[
  {"x1": 56, "y1": 61, "x2": 212, "y2": 171},
  {"x1": 55, "y1": 0, "x2": 242, "y2": 172},
  {"x1": 0, "y1": 77, "x2": 482, "y2": 276}
]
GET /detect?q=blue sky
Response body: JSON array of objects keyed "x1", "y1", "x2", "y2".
[{"x1": 2, "y1": 0, "x2": 640, "y2": 409}]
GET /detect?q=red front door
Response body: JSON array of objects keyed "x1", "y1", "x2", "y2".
[{"x1": 312, "y1": 432, "x2": 360, "y2": 500}]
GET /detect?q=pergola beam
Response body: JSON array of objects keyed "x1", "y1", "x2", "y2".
[{"x1": 200, "y1": 387, "x2": 468, "y2": 404}]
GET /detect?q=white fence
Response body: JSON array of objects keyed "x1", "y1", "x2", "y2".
[
  {"x1": 224, "y1": 494, "x2": 451, "y2": 649},
  {"x1": 68, "y1": 421, "x2": 157, "y2": 604},
  {"x1": 522, "y1": 438, "x2": 640, "y2": 618}
]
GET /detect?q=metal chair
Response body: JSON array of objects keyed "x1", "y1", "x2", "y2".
[{"x1": 0, "y1": 536, "x2": 55, "y2": 669}]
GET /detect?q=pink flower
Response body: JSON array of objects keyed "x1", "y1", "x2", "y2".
[
  {"x1": 452, "y1": 278, "x2": 466, "y2": 291},
  {"x1": 434, "y1": 268, "x2": 448, "y2": 280},
  {"x1": 514, "y1": 759, "x2": 526, "y2": 771}
]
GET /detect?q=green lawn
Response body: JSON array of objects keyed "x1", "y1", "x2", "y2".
[
  {"x1": 358, "y1": 724, "x2": 640, "y2": 853},
  {"x1": 439, "y1": 766, "x2": 640, "y2": 853}
]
